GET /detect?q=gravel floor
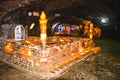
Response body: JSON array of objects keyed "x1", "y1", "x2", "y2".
[{"x1": 0, "y1": 38, "x2": 120, "y2": 80}]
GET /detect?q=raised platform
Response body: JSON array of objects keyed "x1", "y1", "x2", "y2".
[{"x1": 0, "y1": 37, "x2": 100, "y2": 79}]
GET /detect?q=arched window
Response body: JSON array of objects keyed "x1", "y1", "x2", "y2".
[{"x1": 14, "y1": 25, "x2": 25, "y2": 41}]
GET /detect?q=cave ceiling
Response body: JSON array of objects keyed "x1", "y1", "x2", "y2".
[{"x1": 0, "y1": 0, "x2": 120, "y2": 27}]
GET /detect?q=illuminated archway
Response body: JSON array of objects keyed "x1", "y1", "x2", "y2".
[{"x1": 52, "y1": 23, "x2": 72, "y2": 35}]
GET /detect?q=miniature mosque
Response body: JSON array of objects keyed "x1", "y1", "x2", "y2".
[{"x1": 0, "y1": 11, "x2": 100, "y2": 79}]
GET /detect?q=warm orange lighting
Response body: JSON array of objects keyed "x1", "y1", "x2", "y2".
[
  {"x1": 46, "y1": 59, "x2": 53, "y2": 66},
  {"x1": 60, "y1": 39, "x2": 64, "y2": 42},
  {"x1": 94, "y1": 27, "x2": 101, "y2": 38},
  {"x1": 35, "y1": 60, "x2": 40, "y2": 66},
  {"x1": 39, "y1": 11, "x2": 47, "y2": 51},
  {"x1": 41, "y1": 34, "x2": 47, "y2": 40},
  {"x1": 40, "y1": 11, "x2": 46, "y2": 19},
  {"x1": 65, "y1": 26, "x2": 70, "y2": 34},
  {"x1": 80, "y1": 25, "x2": 83, "y2": 28},
  {"x1": 79, "y1": 48, "x2": 83, "y2": 52},
  {"x1": 28, "y1": 49, "x2": 32, "y2": 56},
  {"x1": 4, "y1": 43, "x2": 13, "y2": 54},
  {"x1": 19, "y1": 47, "x2": 27, "y2": 55},
  {"x1": 34, "y1": 38, "x2": 41, "y2": 42},
  {"x1": 90, "y1": 23, "x2": 93, "y2": 29},
  {"x1": 25, "y1": 40, "x2": 32, "y2": 44},
  {"x1": 84, "y1": 23, "x2": 89, "y2": 36},
  {"x1": 19, "y1": 46, "x2": 32, "y2": 59},
  {"x1": 52, "y1": 38, "x2": 56, "y2": 42},
  {"x1": 89, "y1": 23, "x2": 94, "y2": 39},
  {"x1": 89, "y1": 34, "x2": 93, "y2": 39}
]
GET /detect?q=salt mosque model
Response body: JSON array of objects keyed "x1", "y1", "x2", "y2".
[{"x1": 0, "y1": 11, "x2": 100, "y2": 79}]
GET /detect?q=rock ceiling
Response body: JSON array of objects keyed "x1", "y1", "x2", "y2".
[
  {"x1": 0, "y1": 0, "x2": 120, "y2": 39},
  {"x1": 0, "y1": 0, "x2": 119, "y2": 25}
]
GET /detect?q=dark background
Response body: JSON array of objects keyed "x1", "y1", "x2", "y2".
[{"x1": 0, "y1": 0, "x2": 120, "y2": 40}]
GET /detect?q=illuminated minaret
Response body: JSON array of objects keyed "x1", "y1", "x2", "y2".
[{"x1": 39, "y1": 11, "x2": 47, "y2": 53}]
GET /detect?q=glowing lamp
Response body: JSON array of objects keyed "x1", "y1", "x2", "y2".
[
  {"x1": 89, "y1": 34, "x2": 93, "y2": 39},
  {"x1": 28, "y1": 49, "x2": 32, "y2": 56},
  {"x1": 89, "y1": 23, "x2": 94, "y2": 39},
  {"x1": 60, "y1": 39, "x2": 64, "y2": 42},
  {"x1": 25, "y1": 40, "x2": 32, "y2": 44},
  {"x1": 30, "y1": 22, "x2": 35, "y2": 30}
]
